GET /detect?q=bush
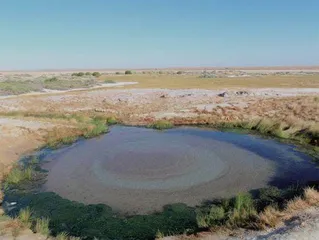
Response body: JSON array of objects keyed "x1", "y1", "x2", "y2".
[
  {"x1": 107, "y1": 116, "x2": 118, "y2": 125},
  {"x1": 104, "y1": 80, "x2": 116, "y2": 84},
  {"x1": 209, "y1": 205, "x2": 225, "y2": 223},
  {"x1": 115, "y1": 72, "x2": 121, "y2": 75},
  {"x1": 71, "y1": 72, "x2": 85, "y2": 77},
  {"x1": 125, "y1": 70, "x2": 132, "y2": 75},
  {"x1": 85, "y1": 72, "x2": 91, "y2": 76},
  {"x1": 148, "y1": 120, "x2": 174, "y2": 130},
  {"x1": 44, "y1": 77, "x2": 58, "y2": 82},
  {"x1": 56, "y1": 232, "x2": 69, "y2": 240},
  {"x1": 35, "y1": 218, "x2": 50, "y2": 236},
  {"x1": 18, "y1": 207, "x2": 32, "y2": 228},
  {"x1": 6, "y1": 166, "x2": 34, "y2": 185},
  {"x1": 228, "y1": 193, "x2": 257, "y2": 227},
  {"x1": 176, "y1": 71, "x2": 183, "y2": 75},
  {"x1": 92, "y1": 72, "x2": 101, "y2": 77}
]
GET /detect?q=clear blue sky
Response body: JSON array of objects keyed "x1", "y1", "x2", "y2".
[{"x1": 1, "y1": 0, "x2": 318, "y2": 70}]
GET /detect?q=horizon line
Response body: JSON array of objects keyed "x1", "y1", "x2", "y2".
[{"x1": 1, "y1": 65, "x2": 319, "y2": 72}]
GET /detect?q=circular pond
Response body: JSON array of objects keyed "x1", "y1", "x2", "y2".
[{"x1": 40, "y1": 126, "x2": 319, "y2": 214}]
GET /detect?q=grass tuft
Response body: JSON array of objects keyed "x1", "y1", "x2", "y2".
[
  {"x1": 35, "y1": 218, "x2": 50, "y2": 236},
  {"x1": 155, "y1": 229, "x2": 165, "y2": 239},
  {"x1": 258, "y1": 206, "x2": 283, "y2": 229},
  {"x1": 304, "y1": 187, "x2": 319, "y2": 206},
  {"x1": 148, "y1": 120, "x2": 174, "y2": 130},
  {"x1": 18, "y1": 207, "x2": 32, "y2": 228},
  {"x1": 56, "y1": 231, "x2": 69, "y2": 240},
  {"x1": 5, "y1": 166, "x2": 34, "y2": 185}
]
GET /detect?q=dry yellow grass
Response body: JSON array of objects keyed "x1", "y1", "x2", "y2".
[
  {"x1": 304, "y1": 187, "x2": 319, "y2": 206},
  {"x1": 106, "y1": 74, "x2": 319, "y2": 89},
  {"x1": 258, "y1": 206, "x2": 284, "y2": 229},
  {"x1": 257, "y1": 188, "x2": 319, "y2": 230}
]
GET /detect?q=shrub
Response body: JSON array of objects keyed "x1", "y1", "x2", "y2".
[
  {"x1": 155, "y1": 229, "x2": 165, "y2": 239},
  {"x1": 71, "y1": 72, "x2": 85, "y2": 77},
  {"x1": 92, "y1": 72, "x2": 101, "y2": 77},
  {"x1": 56, "y1": 232, "x2": 69, "y2": 240},
  {"x1": 115, "y1": 72, "x2": 121, "y2": 75},
  {"x1": 6, "y1": 166, "x2": 34, "y2": 185},
  {"x1": 85, "y1": 72, "x2": 91, "y2": 76},
  {"x1": 209, "y1": 205, "x2": 225, "y2": 223},
  {"x1": 228, "y1": 193, "x2": 257, "y2": 227},
  {"x1": 18, "y1": 207, "x2": 32, "y2": 228},
  {"x1": 104, "y1": 80, "x2": 116, "y2": 84},
  {"x1": 125, "y1": 70, "x2": 132, "y2": 75},
  {"x1": 148, "y1": 120, "x2": 174, "y2": 130},
  {"x1": 35, "y1": 218, "x2": 50, "y2": 236},
  {"x1": 107, "y1": 116, "x2": 118, "y2": 124},
  {"x1": 176, "y1": 71, "x2": 183, "y2": 75},
  {"x1": 83, "y1": 119, "x2": 108, "y2": 138},
  {"x1": 44, "y1": 77, "x2": 58, "y2": 82},
  {"x1": 195, "y1": 210, "x2": 209, "y2": 228}
]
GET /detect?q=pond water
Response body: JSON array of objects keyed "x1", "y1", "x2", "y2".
[{"x1": 40, "y1": 126, "x2": 319, "y2": 214}]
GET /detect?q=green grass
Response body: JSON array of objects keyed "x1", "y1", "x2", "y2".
[
  {"x1": 5, "y1": 166, "x2": 34, "y2": 185},
  {"x1": 155, "y1": 229, "x2": 165, "y2": 239},
  {"x1": 18, "y1": 207, "x2": 32, "y2": 228},
  {"x1": 148, "y1": 120, "x2": 174, "y2": 130},
  {"x1": 0, "y1": 81, "x2": 41, "y2": 95},
  {"x1": 211, "y1": 118, "x2": 319, "y2": 148},
  {"x1": 83, "y1": 119, "x2": 108, "y2": 138},
  {"x1": 106, "y1": 116, "x2": 118, "y2": 125},
  {"x1": 35, "y1": 218, "x2": 50, "y2": 236},
  {"x1": 56, "y1": 232, "x2": 69, "y2": 240},
  {"x1": 104, "y1": 80, "x2": 116, "y2": 84},
  {"x1": 228, "y1": 193, "x2": 257, "y2": 227},
  {"x1": 196, "y1": 193, "x2": 257, "y2": 229}
]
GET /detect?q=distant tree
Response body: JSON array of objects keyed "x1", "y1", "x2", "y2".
[
  {"x1": 85, "y1": 72, "x2": 91, "y2": 76},
  {"x1": 125, "y1": 70, "x2": 132, "y2": 75},
  {"x1": 77, "y1": 72, "x2": 85, "y2": 76},
  {"x1": 176, "y1": 71, "x2": 183, "y2": 75},
  {"x1": 115, "y1": 72, "x2": 121, "y2": 75},
  {"x1": 92, "y1": 72, "x2": 101, "y2": 77},
  {"x1": 72, "y1": 72, "x2": 85, "y2": 77}
]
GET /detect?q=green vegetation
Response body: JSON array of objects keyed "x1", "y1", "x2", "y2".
[
  {"x1": 211, "y1": 118, "x2": 319, "y2": 147},
  {"x1": 106, "y1": 116, "x2": 118, "y2": 125},
  {"x1": 0, "y1": 81, "x2": 41, "y2": 95},
  {"x1": 56, "y1": 232, "x2": 69, "y2": 240},
  {"x1": 92, "y1": 72, "x2": 101, "y2": 77},
  {"x1": 5, "y1": 166, "x2": 34, "y2": 185},
  {"x1": 125, "y1": 70, "x2": 132, "y2": 75},
  {"x1": 44, "y1": 77, "x2": 58, "y2": 82},
  {"x1": 71, "y1": 72, "x2": 85, "y2": 77},
  {"x1": 18, "y1": 208, "x2": 32, "y2": 228},
  {"x1": 148, "y1": 120, "x2": 174, "y2": 130},
  {"x1": 35, "y1": 218, "x2": 50, "y2": 236},
  {"x1": 196, "y1": 193, "x2": 257, "y2": 229},
  {"x1": 104, "y1": 79, "x2": 116, "y2": 84},
  {"x1": 83, "y1": 119, "x2": 108, "y2": 138},
  {"x1": 4, "y1": 184, "x2": 310, "y2": 240}
]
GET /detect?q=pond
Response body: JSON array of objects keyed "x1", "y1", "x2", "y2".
[{"x1": 4, "y1": 126, "x2": 319, "y2": 239}]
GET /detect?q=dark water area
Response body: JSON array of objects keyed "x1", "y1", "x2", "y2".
[{"x1": 4, "y1": 126, "x2": 319, "y2": 240}]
